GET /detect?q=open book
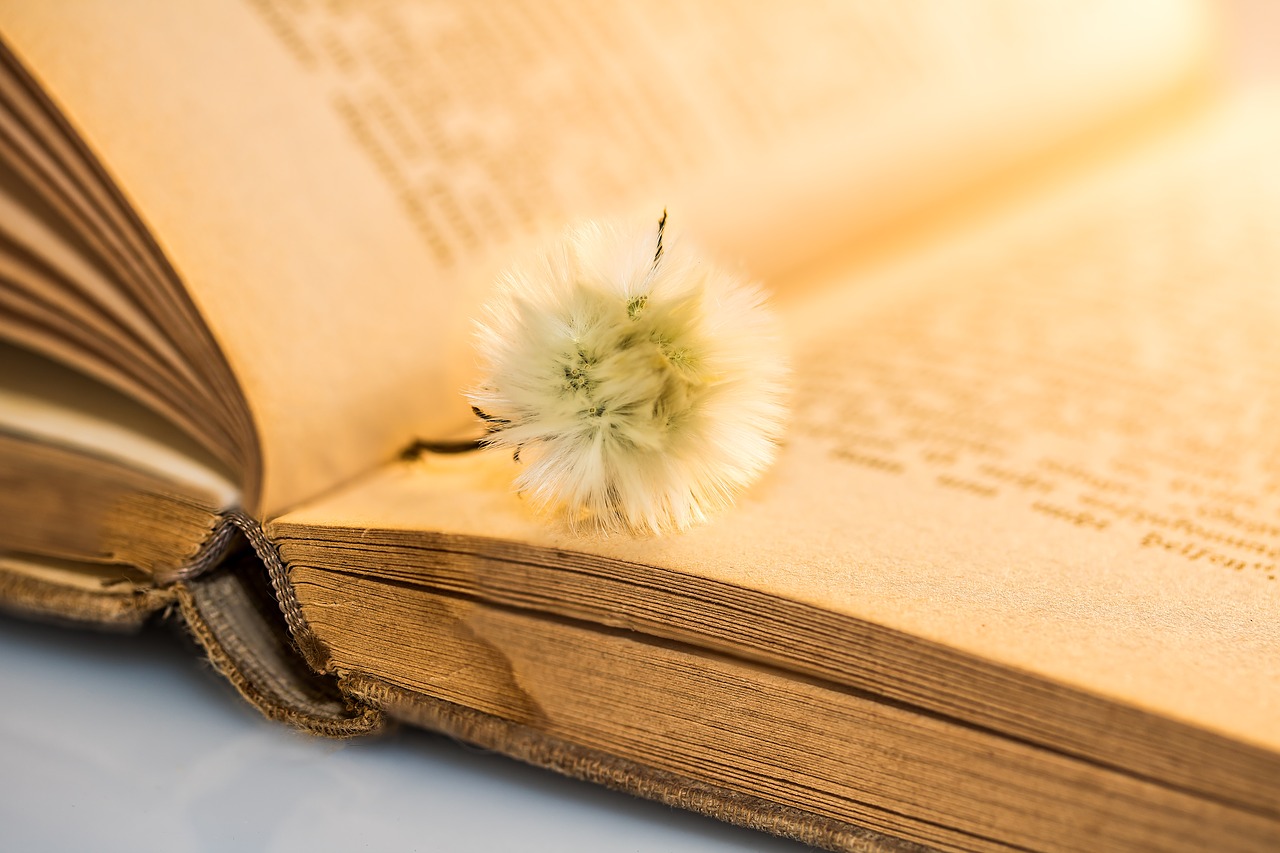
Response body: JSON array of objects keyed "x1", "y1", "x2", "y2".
[{"x1": 2, "y1": 1, "x2": 1277, "y2": 850}]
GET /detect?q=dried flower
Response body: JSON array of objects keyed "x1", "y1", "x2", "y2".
[{"x1": 469, "y1": 213, "x2": 787, "y2": 534}]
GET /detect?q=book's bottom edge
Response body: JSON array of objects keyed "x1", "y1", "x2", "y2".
[
  {"x1": 0, "y1": 545, "x2": 933, "y2": 851},
  {"x1": 0, "y1": 564, "x2": 173, "y2": 631},
  {"x1": 341, "y1": 672, "x2": 937, "y2": 853}
]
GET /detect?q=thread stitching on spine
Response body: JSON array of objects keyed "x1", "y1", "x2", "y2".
[{"x1": 155, "y1": 510, "x2": 311, "y2": 656}]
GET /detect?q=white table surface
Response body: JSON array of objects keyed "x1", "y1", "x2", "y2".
[{"x1": 0, "y1": 613, "x2": 811, "y2": 852}]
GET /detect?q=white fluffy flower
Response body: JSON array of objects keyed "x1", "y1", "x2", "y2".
[{"x1": 468, "y1": 214, "x2": 788, "y2": 534}]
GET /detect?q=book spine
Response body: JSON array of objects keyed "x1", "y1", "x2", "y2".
[{"x1": 170, "y1": 512, "x2": 383, "y2": 737}]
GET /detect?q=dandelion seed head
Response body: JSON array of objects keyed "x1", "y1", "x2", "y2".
[{"x1": 468, "y1": 215, "x2": 788, "y2": 534}]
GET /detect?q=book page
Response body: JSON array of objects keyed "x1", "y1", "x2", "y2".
[
  {"x1": 0, "y1": 0, "x2": 1212, "y2": 515},
  {"x1": 277, "y1": 94, "x2": 1280, "y2": 760},
  {"x1": 0, "y1": 342, "x2": 235, "y2": 504}
]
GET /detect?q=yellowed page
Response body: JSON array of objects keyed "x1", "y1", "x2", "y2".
[
  {"x1": 0, "y1": 0, "x2": 1212, "y2": 515},
  {"x1": 277, "y1": 94, "x2": 1280, "y2": 764},
  {"x1": 0, "y1": 342, "x2": 235, "y2": 503}
]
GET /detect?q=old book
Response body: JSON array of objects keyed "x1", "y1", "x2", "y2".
[{"x1": 1, "y1": 1, "x2": 1276, "y2": 850}]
